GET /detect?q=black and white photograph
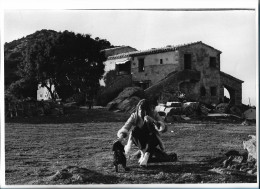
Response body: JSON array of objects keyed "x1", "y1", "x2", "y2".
[{"x1": 1, "y1": 0, "x2": 258, "y2": 187}]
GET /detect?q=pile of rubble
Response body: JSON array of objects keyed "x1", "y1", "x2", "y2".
[
  {"x1": 209, "y1": 135, "x2": 257, "y2": 176},
  {"x1": 106, "y1": 87, "x2": 145, "y2": 113},
  {"x1": 45, "y1": 165, "x2": 118, "y2": 184},
  {"x1": 46, "y1": 166, "x2": 94, "y2": 184},
  {"x1": 155, "y1": 101, "x2": 256, "y2": 123},
  {"x1": 155, "y1": 101, "x2": 209, "y2": 122},
  {"x1": 106, "y1": 87, "x2": 255, "y2": 124}
]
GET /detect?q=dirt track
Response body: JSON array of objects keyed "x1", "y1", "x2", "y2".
[{"x1": 5, "y1": 108, "x2": 257, "y2": 184}]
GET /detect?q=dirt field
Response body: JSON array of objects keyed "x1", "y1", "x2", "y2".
[{"x1": 5, "y1": 107, "x2": 257, "y2": 184}]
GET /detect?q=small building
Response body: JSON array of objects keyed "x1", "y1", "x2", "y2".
[
  {"x1": 103, "y1": 41, "x2": 243, "y2": 105},
  {"x1": 37, "y1": 81, "x2": 57, "y2": 101},
  {"x1": 100, "y1": 46, "x2": 137, "y2": 86}
]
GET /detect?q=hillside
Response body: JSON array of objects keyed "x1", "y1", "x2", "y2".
[
  {"x1": 4, "y1": 30, "x2": 114, "y2": 86},
  {"x1": 4, "y1": 30, "x2": 60, "y2": 88},
  {"x1": 4, "y1": 30, "x2": 114, "y2": 101}
]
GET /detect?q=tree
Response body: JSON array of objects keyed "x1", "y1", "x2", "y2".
[
  {"x1": 16, "y1": 30, "x2": 112, "y2": 101},
  {"x1": 4, "y1": 29, "x2": 59, "y2": 94},
  {"x1": 17, "y1": 32, "x2": 59, "y2": 99},
  {"x1": 7, "y1": 78, "x2": 38, "y2": 100},
  {"x1": 103, "y1": 70, "x2": 117, "y2": 87}
]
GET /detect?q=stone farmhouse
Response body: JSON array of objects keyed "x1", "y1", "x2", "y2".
[{"x1": 102, "y1": 41, "x2": 243, "y2": 105}]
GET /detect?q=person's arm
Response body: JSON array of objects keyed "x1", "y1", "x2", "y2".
[
  {"x1": 152, "y1": 111, "x2": 167, "y2": 133},
  {"x1": 117, "y1": 113, "x2": 136, "y2": 138}
]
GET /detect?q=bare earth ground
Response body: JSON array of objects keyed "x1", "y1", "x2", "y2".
[{"x1": 5, "y1": 107, "x2": 257, "y2": 185}]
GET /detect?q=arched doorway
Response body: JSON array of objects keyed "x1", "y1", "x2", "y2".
[
  {"x1": 223, "y1": 85, "x2": 235, "y2": 105},
  {"x1": 224, "y1": 87, "x2": 230, "y2": 103}
]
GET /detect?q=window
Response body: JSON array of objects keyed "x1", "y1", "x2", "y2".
[
  {"x1": 138, "y1": 58, "x2": 145, "y2": 72},
  {"x1": 184, "y1": 54, "x2": 192, "y2": 69},
  {"x1": 134, "y1": 81, "x2": 150, "y2": 90},
  {"x1": 200, "y1": 87, "x2": 206, "y2": 96},
  {"x1": 210, "y1": 57, "x2": 217, "y2": 68},
  {"x1": 116, "y1": 61, "x2": 131, "y2": 75},
  {"x1": 160, "y1": 59, "x2": 163, "y2": 64},
  {"x1": 210, "y1": 87, "x2": 217, "y2": 96}
]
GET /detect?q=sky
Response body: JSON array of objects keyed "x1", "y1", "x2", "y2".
[{"x1": 3, "y1": 4, "x2": 258, "y2": 106}]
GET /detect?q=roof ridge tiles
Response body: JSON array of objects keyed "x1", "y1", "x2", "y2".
[{"x1": 107, "y1": 41, "x2": 221, "y2": 60}]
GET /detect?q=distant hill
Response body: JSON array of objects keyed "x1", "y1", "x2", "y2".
[
  {"x1": 4, "y1": 29, "x2": 114, "y2": 90},
  {"x1": 4, "y1": 29, "x2": 60, "y2": 88}
]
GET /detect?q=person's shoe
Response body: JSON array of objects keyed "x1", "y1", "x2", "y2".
[
  {"x1": 138, "y1": 156, "x2": 143, "y2": 163},
  {"x1": 139, "y1": 152, "x2": 150, "y2": 167}
]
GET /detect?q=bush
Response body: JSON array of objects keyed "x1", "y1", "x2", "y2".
[{"x1": 72, "y1": 93, "x2": 86, "y2": 106}]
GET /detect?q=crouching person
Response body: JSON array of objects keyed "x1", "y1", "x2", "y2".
[
  {"x1": 117, "y1": 99, "x2": 169, "y2": 167},
  {"x1": 112, "y1": 132, "x2": 130, "y2": 172}
]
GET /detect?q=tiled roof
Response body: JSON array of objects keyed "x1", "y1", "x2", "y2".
[
  {"x1": 101, "y1": 46, "x2": 137, "y2": 52},
  {"x1": 107, "y1": 41, "x2": 222, "y2": 60}
]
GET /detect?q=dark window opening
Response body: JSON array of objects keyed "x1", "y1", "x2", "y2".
[
  {"x1": 210, "y1": 57, "x2": 217, "y2": 68},
  {"x1": 210, "y1": 87, "x2": 217, "y2": 96},
  {"x1": 200, "y1": 87, "x2": 206, "y2": 96},
  {"x1": 134, "y1": 81, "x2": 149, "y2": 90},
  {"x1": 116, "y1": 61, "x2": 131, "y2": 75},
  {"x1": 138, "y1": 58, "x2": 145, "y2": 72},
  {"x1": 160, "y1": 59, "x2": 163, "y2": 64},
  {"x1": 184, "y1": 54, "x2": 192, "y2": 69}
]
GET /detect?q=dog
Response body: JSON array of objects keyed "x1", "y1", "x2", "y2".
[{"x1": 112, "y1": 133, "x2": 130, "y2": 172}]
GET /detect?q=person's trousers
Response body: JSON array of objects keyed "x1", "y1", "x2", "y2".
[{"x1": 131, "y1": 125, "x2": 159, "y2": 154}]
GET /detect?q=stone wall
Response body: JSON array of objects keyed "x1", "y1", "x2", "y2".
[
  {"x1": 144, "y1": 70, "x2": 201, "y2": 103},
  {"x1": 131, "y1": 43, "x2": 223, "y2": 104},
  {"x1": 5, "y1": 100, "x2": 64, "y2": 118},
  {"x1": 220, "y1": 72, "x2": 243, "y2": 105},
  {"x1": 131, "y1": 51, "x2": 179, "y2": 86},
  {"x1": 178, "y1": 43, "x2": 222, "y2": 104}
]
